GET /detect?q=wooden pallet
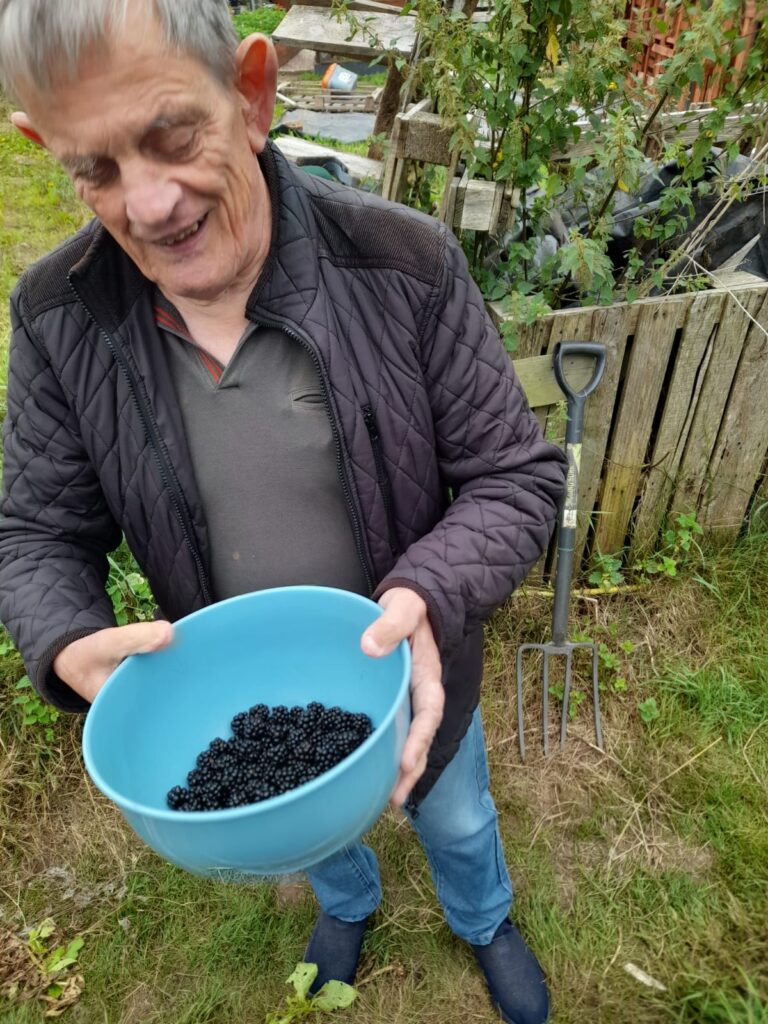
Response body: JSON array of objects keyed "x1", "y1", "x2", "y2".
[
  {"x1": 277, "y1": 80, "x2": 383, "y2": 113},
  {"x1": 489, "y1": 281, "x2": 768, "y2": 562}
]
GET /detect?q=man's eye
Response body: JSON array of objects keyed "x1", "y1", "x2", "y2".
[
  {"x1": 76, "y1": 159, "x2": 118, "y2": 187},
  {"x1": 148, "y1": 126, "x2": 198, "y2": 160}
]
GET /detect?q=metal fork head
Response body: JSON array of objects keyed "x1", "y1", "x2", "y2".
[{"x1": 516, "y1": 641, "x2": 603, "y2": 761}]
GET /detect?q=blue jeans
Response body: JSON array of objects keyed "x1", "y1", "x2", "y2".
[{"x1": 305, "y1": 708, "x2": 513, "y2": 945}]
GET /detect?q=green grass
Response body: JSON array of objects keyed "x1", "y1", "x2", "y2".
[
  {"x1": 0, "y1": 96, "x2": 88, "y2": 400},
  {"x1": 2, "y1": 90, "x2": 768, "y2": 1024},
  {"x1": 233, "y1": 7, "x2": 287, "y2": 40}
]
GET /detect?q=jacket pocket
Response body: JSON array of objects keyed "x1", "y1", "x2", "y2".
[{"x1": 363, "y1": 404, "x2": 400, "y2": 556}]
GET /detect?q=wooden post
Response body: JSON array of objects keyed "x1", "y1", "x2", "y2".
[{"x1": 369, "y1": 59, "x2": 406, "y2": 160}]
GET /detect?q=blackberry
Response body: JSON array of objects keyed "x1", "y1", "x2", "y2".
[
  {"x1": 167, "y1": 785, "x2": 190, "y2": 810},
  {"x1": 166, "y1": 701, "x2": 374, "y2": 811},
  {"x1": 231, "y1": 711, "x2": 248, "y2": 735}
]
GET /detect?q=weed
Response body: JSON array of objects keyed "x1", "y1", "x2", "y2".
[
  {"x1": 598, "y1": 642, "x2": 620, "y2": 672},
  {"x1": 549, "y1": 680, "x2": 586, "y2": 720},
  {"x1": 107, "y1": 546, "x2": 156, "y2": 624},
  {"x1": 266, "y1": 963, "x2": 356, "y2": 1023},
  {"x1": 636, "y1": 513, "x2": 705, "y2": 580},
  {"x1": 589, "y1": 552, "x2": 624, "y2": 591},
  {"x1": 638, "y1": 696, "x2": 660, "y2": 724},
  {"x1": 11, "y1": 677, "x2": 60, "y2": 746},
  {"x1": 2, "y1": 917, "x2": 86, "y2": 1016}
]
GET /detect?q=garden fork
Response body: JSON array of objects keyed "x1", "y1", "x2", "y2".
[{"x1": 516, "y1": 342, "x2": 607, "y2": 760}]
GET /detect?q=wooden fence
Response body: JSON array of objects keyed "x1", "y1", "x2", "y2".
[{"x1": 491, "y1": 281, "x2": 768, "y2": 569}]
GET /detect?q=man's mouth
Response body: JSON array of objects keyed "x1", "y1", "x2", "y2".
[{"x1": 158, "y1": 213, "x2": 208, "y2": 246}]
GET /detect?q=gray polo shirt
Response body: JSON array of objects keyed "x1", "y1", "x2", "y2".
[{"x1": 155, "y1": 296, "x2": 369, "y2": 602}]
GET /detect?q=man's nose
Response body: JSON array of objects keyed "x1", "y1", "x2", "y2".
[{"x1": 122, "y1": 158, "x2": 184, "y2": 230}]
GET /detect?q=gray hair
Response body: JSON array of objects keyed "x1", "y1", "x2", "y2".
[{"x1": 0, "y1": 0, "x2": 240, "y2": 100}]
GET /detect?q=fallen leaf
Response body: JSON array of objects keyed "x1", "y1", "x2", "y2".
[{"x1": 623, "y1": 962, "x2": 667, "y2": 991}]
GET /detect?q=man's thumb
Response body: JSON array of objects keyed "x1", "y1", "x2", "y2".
[
  {"x1": 361, "y1": 608, "x2": 412, "y2": 658},
  {"x1": 111, "y1": 620, "x2": 173, "y2": 660}
]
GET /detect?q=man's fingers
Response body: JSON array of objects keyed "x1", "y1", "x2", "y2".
[
  {"x1": 390, "y1": 666, "x2": 445, "y2": 807},
  {"x1": 53, "y1": 620, "x2": 173, "y2": 704}
]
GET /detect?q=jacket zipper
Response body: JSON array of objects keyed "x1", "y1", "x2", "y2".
[
  {"x1": 251, "y1": 315, "x2": 375, "y2": 593},
  {"x1": 362, "y1": 405, "x2": 400, "y2": 557},
  {"x1": 69, "y1": 280, "x2": 213, "y2": 606}
]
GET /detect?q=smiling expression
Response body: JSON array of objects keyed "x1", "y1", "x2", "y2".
[{"x1": 17, "y1": 16, "x2": 275, "y2": 302}]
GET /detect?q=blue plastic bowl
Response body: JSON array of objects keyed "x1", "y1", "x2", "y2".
[{"x1": 82, "y1": 586, "x2": 411, "y2": 877}]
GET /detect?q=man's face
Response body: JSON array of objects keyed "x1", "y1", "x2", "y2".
[{"x1": 17, "y1": 20, "x2": 274, "y2": 302}]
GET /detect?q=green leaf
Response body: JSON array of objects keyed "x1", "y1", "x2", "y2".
[
  {"x1": 312, "y1": 980, "x2": 358, "y2": 1011},
  {"x1": 46, "y1": 936, "x2": 84, "y2": 974},
  {"x1": 638, "y1": 697, "x2": 660, "y2": 724},
  {"x1": 689, "y1": 63, "x2": 705, "y2": 87},
  {"x1": 287, "y1": 962, "x2": 317, "y2": 1001}
]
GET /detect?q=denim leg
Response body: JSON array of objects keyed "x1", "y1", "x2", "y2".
[
  {"x1": 406, "y1": 708, "x2": 513, "y2": 945},
  {"x1": 304, "y1": 841, "x2": 381, "y2": 922}
]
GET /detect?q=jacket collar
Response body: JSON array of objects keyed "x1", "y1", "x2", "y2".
[{"x1": 68, "y1": 142, "x2": 321, "y2": 335}]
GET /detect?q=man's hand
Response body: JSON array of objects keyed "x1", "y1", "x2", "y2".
[
  {"x1": 52, "y1": 621, "x2": 173, "y2": 704},
  {"x1": 360, "y1": 588, "x2": 444, "y2": 808}
]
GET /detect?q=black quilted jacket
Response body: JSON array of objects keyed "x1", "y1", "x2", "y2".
[{"x1": 1, "y1": 143, "x2": 566, "y2": 801}]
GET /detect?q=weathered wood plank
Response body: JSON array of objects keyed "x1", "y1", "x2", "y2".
[
  {"x1": 455, "y1": 172, "x2": 503, "y2": 232},
  {"x1": 272, "y1": 6, "x2": 417, "y2": 58},
  {"x1": 749, "y1": 449, "x2": 768, "y2": 530},
  {"x1": 670, "y1": 289, "x2": 766, "y2": 517},
  {"x1": 553, "y1": 107, "x2": 746, "y2": 161},
  {"x1": 630, "y1": 290, "x2": 726, "y2": 558},
  {"x1": 514, "y1": 316, "x2": 554, "y2": 359},
  {"x1": 571, "y1": 303, "x2": 634, "y2": 567},
  {"x1": 594, "y1": 299, "x2": 681, "y2": 555},
  {"x1": 296, "y1": 0, "x2": 408, "y2": 14},
  {"x1": 380, "y1": 114, "x2": 405, "y2": 201},
  {"x1": 394, "y1": 111, "x2": 453, "y2": 166},
  {"x1": 698, "y1": 292, "x2": 768, "y2": 537},
  {"x1": 513, "y1": 353, "x2": 598, "y2": 410},
  {"x1": 272, "y1": 134, "x2": 383, "y2": 182}
]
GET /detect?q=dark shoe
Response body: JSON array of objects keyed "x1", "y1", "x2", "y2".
[
  {"x1": 303, "y1": 912, "x2": 369, "y2": 995},
  {"x1": 471, "y1": 919, "x2": 550, "y2": 1024}
]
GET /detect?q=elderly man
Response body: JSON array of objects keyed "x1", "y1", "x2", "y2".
[{"x1": 0, "y1": 1, "x2": 566, "y2": 1020}]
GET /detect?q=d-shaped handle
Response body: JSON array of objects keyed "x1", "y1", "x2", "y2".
[{"x1": 553, "y1": 342, "x2": 606, "y2": 403}]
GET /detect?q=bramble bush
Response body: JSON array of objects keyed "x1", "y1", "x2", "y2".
[{"x1": 346, "y1": 0, "x2": 768, "y2": 343}]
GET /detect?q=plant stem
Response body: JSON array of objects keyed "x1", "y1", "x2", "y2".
[{"x1": 587, "y1": 90, "x2": 669, "y2": 237}]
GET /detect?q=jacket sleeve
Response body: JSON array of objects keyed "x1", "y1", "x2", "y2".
[
  {"x1": 374, "y1": 229, "x2": 568, "y2": 659},
  {"x1": 0, "y1": 286, "x2": 121, "y2": 711}
]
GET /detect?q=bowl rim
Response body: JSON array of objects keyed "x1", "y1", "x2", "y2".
[{"x1": 82, "y1": 585, "x2": 412, "y2": 822}]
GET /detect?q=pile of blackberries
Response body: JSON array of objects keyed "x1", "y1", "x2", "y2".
[{"x1": 166, "y1": 702, "x2": 373, "y2": 812}]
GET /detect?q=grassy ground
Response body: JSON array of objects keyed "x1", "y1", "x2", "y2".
[{"x1": 2, "y1": 98, "x2": 768, "y2": 1024}]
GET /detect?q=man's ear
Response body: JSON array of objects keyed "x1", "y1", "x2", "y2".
[
  {"x1": 235, "y1": 33, "x2": 278, "y2": 153},
  {"x1": 10, "y1": 111, "x2": 46, "y2": 148}
]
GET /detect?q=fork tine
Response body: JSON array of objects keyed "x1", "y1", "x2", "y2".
[
  {"x1": 560, "y1": 651, "x2": 573, "y2": 750},
  {"x1": 592, "y1": 644, "x2": 604, "y2": 750},
  {"x1": 516, "y1": 645, "x2": 527, "y2": 762},
  {"x1": 542, "y1": 650, "x2": 550, "y2": 757}
]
